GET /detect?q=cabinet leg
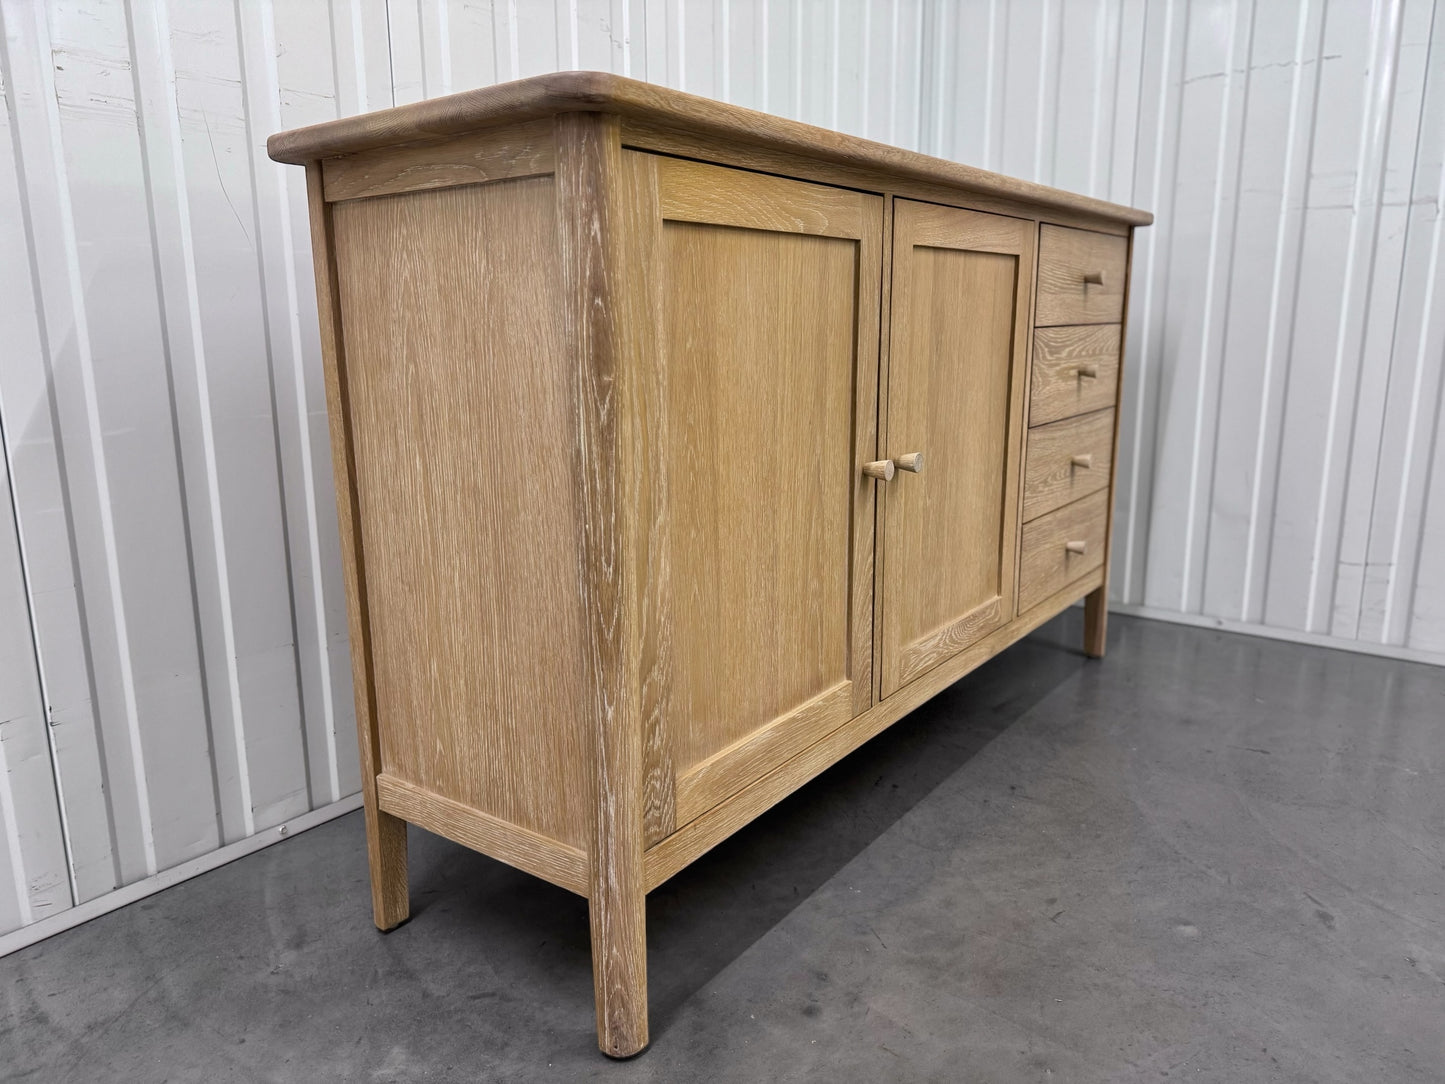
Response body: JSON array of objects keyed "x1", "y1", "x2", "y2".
[
  {"x1": 363, "y1": 801, "x2": 410, "y2": 931},
  {"x1": 1083, "y1": 585, "x2": 1108, "y2": 659},
  {"x1": 589, "y1": 885, "x2": 648, "y2": 1057}
]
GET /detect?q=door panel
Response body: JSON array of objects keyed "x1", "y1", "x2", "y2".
[
  {"x1": 629, "y1": 155, "x2": 883, "y2": 837},
  {"x1": 880, "y1": 202, "x2": 1034, "y2": 697}
]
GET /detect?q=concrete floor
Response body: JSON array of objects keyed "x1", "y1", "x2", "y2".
[{"x1": 3, "y1": 612, "x2": 1443, "y2": 1083}]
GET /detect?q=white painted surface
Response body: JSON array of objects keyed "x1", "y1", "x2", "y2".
[{"x1": 0, "y1": 0, "x2": 1441, "y2": 943}]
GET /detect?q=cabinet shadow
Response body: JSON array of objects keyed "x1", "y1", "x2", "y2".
[{"x1": 402, "y1": 609, "x2": 1090, "y2": 1045}]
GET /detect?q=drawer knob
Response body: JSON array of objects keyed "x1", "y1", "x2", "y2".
[
  {"x1": 1082, "y1": 270, "x2": 1105, "y2": 286},
  {"x1": 1076, "y1": 364, "x2": 1099, "y2": 379},
  {"x1": 896, "y1": 452, "x2": 925, "y2": 473},
  {"x1": 863, "y1": 459, "x2": 895, "y2": 481},
  {"x1": 1065, "y1": 540, "x2": 1088, "y2": 556},
  {"x1": 1070, "y1": 454, "x2": 1093, "y2": 469}
]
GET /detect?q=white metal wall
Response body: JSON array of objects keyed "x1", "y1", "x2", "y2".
[{"x1": 0, "y1": 0, "x2": 1441, "y2": 943}]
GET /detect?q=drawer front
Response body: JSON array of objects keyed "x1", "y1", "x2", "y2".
[
  {"x1": 1018, "y1": 489, "x2": 1109, "y2": 613},
  {"x1": 1031, "y1": 325, "x2": 1120, "y2": 425},
  {"x1": 1036, "y1": 225, "x2": 1128, "y2": 326},
  {"x1": 1023, "y1": 409, "x2": 1115, "y2": 522}
]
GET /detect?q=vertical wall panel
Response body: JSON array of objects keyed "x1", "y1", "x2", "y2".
[
  {"x1": 1116, "y1": 0, "x2": 1185, "y2": 608},
  {"x1": 258, "y1": 0, "x2": 367, "y2": 808},
  {"x1": 0, "y1": 0, "x2": 117, "y2": 905},
  {"x1": 272, "y1": 0, "x2": 356, "y2": 809},
  {"x1": 46, "y1": 0, "x2": 222, "y2": 878},
  {"x1": 1206, "y1": 0, "x2": 1317, "y2": 622},
  {"x1": 0, "y1": 445, "x2": 71, "y2": 934},
  {"x1": 1, "y1": 0, "x2": 1442, "y2": 947},
  {"x1": 1267, "y1": 0, "x2": 1378, "y2": 631},
  {"x1": 0, "y1": 67, "x2": 69, "y2": 929},
  {"x1": 1356, "y1": 0, "x2": 1444, "y2": 644}
]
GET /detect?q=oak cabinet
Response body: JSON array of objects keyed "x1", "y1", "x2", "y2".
[{"x1": 269, "y1": 72, "x2": 1150, "y2": 1058}]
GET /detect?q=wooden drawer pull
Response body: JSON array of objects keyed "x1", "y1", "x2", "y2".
[
  {"x1": 1082, "y1": 270, "x2": 1105, "y2": 286},
  {"x1": 1065, "y1": 540, "x2": 1088, "y2": 555},
  {"x1": 896, "y1": 452, "x2": 924, "y2": 473},
  {"x1": 1070, "y1": 454, "x2": 1093, "y2": 470},
  {"x1": 863, "y1": 459, "x2": 895, "y2": 481},
  {"x1": 1076, "y1": 364, "x2": 1099, "y2": 379}
]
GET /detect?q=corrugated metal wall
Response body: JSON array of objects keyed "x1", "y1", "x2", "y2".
[{"x1": 1, "y1": 0, "x2": 1441, "y2": 944}]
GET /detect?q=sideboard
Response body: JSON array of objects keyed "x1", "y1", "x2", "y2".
[{"x1": 268, "y1": 72, "x2": 1152, "y2": 1058}]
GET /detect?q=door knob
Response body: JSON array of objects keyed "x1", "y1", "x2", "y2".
[
  {"x1": 896, "y1": 452, "x2": 924, "y2": 473},
  {"x1": 1065, "y1": 540, "x2": 1088, "y2": 555},
  {"x1": 863, "y1": 459, "x2": 895, "y2": 481},
  {"x1": 1070, "y1": 454, "x2": 1093, "y2": 469},
  {"x1": 1082, "y1": 270, "x2": 1105, "y2": 286}
]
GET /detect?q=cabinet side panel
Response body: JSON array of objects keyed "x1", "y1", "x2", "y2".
[{"x1": 331, "y1": 177, "x2": 591, "y2": 850}]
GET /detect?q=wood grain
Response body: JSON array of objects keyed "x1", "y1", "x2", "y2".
[
  {"x1": 871, "y1": 196, "x2": 898, "y2": 706},
  {"x1": 305, "y1": 164, "x2": 409, "y2": 932},
  {"x1": 322, "y1": 118, "x2": 555, "y2": 201},
  {"x1": 623, "y1": 120, "x2": 1135, "y2": 237},
  {"x1": 634, "y1": 155, "x2": 882, "y2": 824},
  {"x1": 880, "y1": 201, "x2": 1033, "y2": 697},
  {"x1": 1022, "y1": 409, "x2": 1116, "y2": 522},
  {"x1": 620, "y1": 153, "x2": 677, "y2": 850},
  {"x1": 673, "y1": 680, "x2": 853, "y2": 828},
  {"x1": 1035, "y1": 225, "x2": 1129, "y2": 326},
  {"x1": 1018, "y1": 490, "x2": 1111, "y2": 613},
  {"x1": 1029, "y1": 325, "x2": 1122, "y2": 425},
  {"x1": 331, "y1": 176, "x2": 593, "y2": 849},
  {"x1": 656, "y1": 155, "x2": 868, "y2": 239},
  {"x1": 643, "y1": 566, "x2": 1104, "y2": 891},
  {"x1": 267, "y1": 71, "x2": 1151, "y2": 229},
  {"x1": 377, "y1": 774, "x2": 588, "y2": 896},
  {"x1": 556, "y1": 112, "x2": 649, "y2": 1060}
]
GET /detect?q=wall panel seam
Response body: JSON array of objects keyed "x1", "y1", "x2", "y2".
[
  {"x1": 1178, "y1": 0, "x2": 1244, "y2": 614},
  {"x1": 1305, "y1": 0, "x2": 1405, "y2": 632},
  {"x1": 123, "y1": 0, "x2": 234, "y2": 844},
  {"x1": 1381, "y1": 0, "x2": 1444, "y2": 642}
]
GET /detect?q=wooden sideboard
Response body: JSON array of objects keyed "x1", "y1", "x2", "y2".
[{"x1": 269, "y1": 72, "x2": 1151, "y2": 1058}]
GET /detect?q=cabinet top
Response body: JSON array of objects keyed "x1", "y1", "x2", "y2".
[{"x1": 268, "y1": 72, "x2": 1151, "y2": 228}]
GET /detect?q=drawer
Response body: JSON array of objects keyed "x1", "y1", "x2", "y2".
[
  {"x1": 1036, "y1": 225, "x2": 1128, "y2": 326},
  {"x1": 1018, "y1": 489, "x2": 1109, "y2": 613},
  {"x1": 1023, "y1": 409, "x2": 1114, "y2": 522},
  {"x1": 1030, "y1": 325, "x2": 1120, "y2": 425}
]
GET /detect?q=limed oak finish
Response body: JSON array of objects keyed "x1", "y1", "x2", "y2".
[{"x1": 269, "y1": 72, "x2": 1151, "y2": 1058}]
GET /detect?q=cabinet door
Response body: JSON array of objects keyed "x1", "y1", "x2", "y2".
[
  {"x1": 879, "y1": 202, "x2": 1034, "y2": 698},
  {"x1": 626, "y1": 155, "x2": 883, "y2": 839}
]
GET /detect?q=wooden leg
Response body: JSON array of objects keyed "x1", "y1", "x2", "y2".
[
  {"x1": 1083, "y1": 585, "x2": 1108, "y2": 659},
  {"x1": 589, "y1": 878, "x2": 648, "y2": 1057},
  {"x1": 363, "y1": 799, "x2": 410, "y2": 931}
]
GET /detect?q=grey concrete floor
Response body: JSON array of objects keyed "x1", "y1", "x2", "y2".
[{"x1": 3, "y1": 612, "x2": 1443, "y2": 1083}]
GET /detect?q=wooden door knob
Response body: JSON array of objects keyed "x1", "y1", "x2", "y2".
[
  {"x1": 1070, "y1": 454, "x2": 1093, "y2": 469},
  {"x1": 1076, "y1": 364, "x2": 1099, "y2": 379},
  {"x1": 1082, "y1": 270, "x2": 1105, "y2": 286},
  {"x1": 863, "y1": 459, "x2": 895, "y2": 481},
  {"x1": 896, "y1": 452, "x2": 924, "y2": 473},
  {"x1": 1065, "y1": 540, "x2": 1088, "y2": 555}
]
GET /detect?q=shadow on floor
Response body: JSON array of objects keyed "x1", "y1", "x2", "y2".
[{"x1": 402, "y1": 611, "x2": 1093, "y2": 1043}]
